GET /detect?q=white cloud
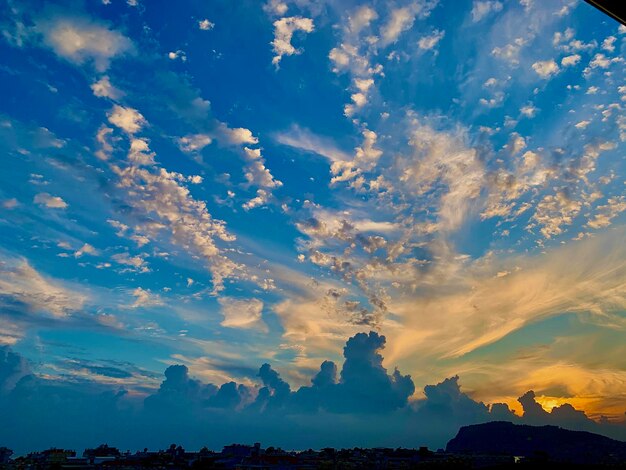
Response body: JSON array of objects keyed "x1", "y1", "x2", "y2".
[
  {"x1": 331, "y1": 129, "x2": 382, "y2": 184},
  {"x1": 586, "y1": 197, "x2": 626, "y2": 229},
  {"x1": 590, "y1": 53, "x2": 611, "y2": 69},
  {"x1": 242, "y1": 147, "x2": 282, "y2": 190},
  {"x1": 107, "y1": 105, "x2": 146, "y2": 134},
  {"x1": 264, "y1": 0, "x2": 288, "y2": 16},
  {"x1": 198, "y1": 19, "x2": 214, "y2": 31},
  {"x1": 130, "y1": 287, "x2": 163, "y2": 308},
  {"x1": 601, "y1": 36, "x2": 616, "y2": 52},
  {"x1": 520, "y1": 103, "x2": 538, "y2": 118},
  {"x1": 243, "y1": 189, "x2": 271, "y2": 211},
  {"x1": 218, "y1": 297, "x2": 268, "y2": 332},
  {"x1": 575, "y1": 120, "x2": 590, "y2": 129},
  {"x1": 560, "y1": 54, "x2": 580, "y2": 67},
  {"x1": 380, "y1": 2, "x2": 436, "y2": 47},
  {"x1": 112, "y1": 158, "x2": 239, "y2": 291},
  {"x1": 33, "y1": 192, "x2": 67, "y2": 209},
  {"x1": 95, "y1": 125, "x2": 114, "y2": 160},
  {"x1": 274, "y1": 125, "x2": 351, "y2": 162},
  {"x1": 418, "y1": 29, "x2": 445, "y2": 51},
  {"x1": 491, "y1": 38, "x2": 526, "y2": 65},
  {"x1": 38, "y1": 15, "x2": 132, "y2": 71},
  {"x1": 348, "y1": 6, "x2": 378, "y2": 34},
  {"x1": 471, "y1": 1, "x2": 503, "y2": 22},
  {"x1": 0, "y1": 258, "x2": 87, "y2": 318},
  {"x1": 127, "y1": 138, "x2": 155, "y2": 166},
  {"x1": 532, "y1": 59, "x2": 559, "y2": 78},
  {"x1": 74, "y1": 243, "x2": 98, "y2": 258},
  {"x1": 271, "y1": 16, "x2": 314, "y2": 68},
  {"x1": 218, "y1": 125, "x2": 258, "y2": 145},
  {"x1": 168, "y1": 50, "x2": 186, "y2": 61},
  {"x1": 532, "y1": 189, "x2": 582, "y2": 239},
  {"x1": 90, "y1": 76, "x2": 123, "y2": 100},
  {"x1": 111, "y1": 253, "x2": 150, "y2": 273},
  {"x1": 177, "y1": 134, "x2": 212, "y2": 153}
]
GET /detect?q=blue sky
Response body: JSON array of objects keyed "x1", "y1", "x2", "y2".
[{"x1": 0, "y1": 0, "x2": 625, "y2": 453}]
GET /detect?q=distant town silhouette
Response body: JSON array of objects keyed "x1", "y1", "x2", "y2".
[{"x1": 2, "y1": 421, "x2": 626, "y2": 468}]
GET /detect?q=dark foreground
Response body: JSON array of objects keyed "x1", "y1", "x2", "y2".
[{"x1": 2, "y1": 421, "x2": 626, "y2": 469}]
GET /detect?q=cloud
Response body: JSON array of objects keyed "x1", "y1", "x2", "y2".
[
  {"x1": 110, "y1": 136, "x2": 240, "y2": 291},
  {"x1": 177, "y1": 134, "x2": 212, "y2": 153},
  {"x1": 0, "y1": 257, "x2": 87, "y2": 318},
  {"x1": 271, "y1": 16, "x2": 315, "y2": 68},
  {"x1": 275, "y1": 125, "x2": 351, "y2": 162},
  {"x1": 380, "y1": 2, "x2": 436, "y2": 47},
  {"x1": 470, "y1": 1, "x2": 503, "y2": 22},
  {"x1": 387, "y1": 227, "x2": 626, "y2": 365},
  {"x1": 242, "y1": 147, "x2": 282, "y2": 190},
  {"x1": 491, "y1": 38, "x2": 526, "y2": 65},
  {"x1": 107, "y1": 105, "x2": 146, "y2": 134},
  {"x1": 111, "y1": 253, "x2": 150, "y2": 273},
  {"x1": 218, "y1": 297, "x2": 268, "y2": 332},
  {"x1": 561, "y1": 54, "x2": 581, "y2": 67},
  {"x1": 418, "y1": 29, "x2": 445, "y2": 51},
  {"x1": 330, "y1": 129, "x2": 382, "y2": 184},
  {"x1": 37, "y1": 14, "x2": 132, "y2": 71},
  {"x1": 218, "y1": 125, "x2": 258, "y2": 145},
  {"x1": 74, "y1": 243, "x2": 98, "y2": 258},
  {"x1": 0, "y1": 346, "x2": 30, "y2": 391},
  {"x1": 586, "y1": 197, "x2": 626, "y2": 229},
  {"x1": 520, "y1": 104, "x2": 538, "y2": 118},
  {"x1": 2, "y1": 333, "x2": 622, "y2": 456},
  {"x1": 348, "y1": 6, "x2": 378, "y2": 34},
  {"x1": 33, "y1": 192, "x2": 67, "y2": 209},
  {"x1": 130, "y1": 287, "x2": 163, "y2": 308},
  {"x1": 532, "y1": 59, "x2": 559, "y2": 78},
  {"x1": 91, "y1": 76, "x2": 123, "y2": 100},
  {"x1": 198, "y1": 19, "x2": 214, "y2": 31}
]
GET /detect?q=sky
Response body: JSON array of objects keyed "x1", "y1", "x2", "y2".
[{"x1": 0, "y1": 0, "x2": 625, "y2": 455}]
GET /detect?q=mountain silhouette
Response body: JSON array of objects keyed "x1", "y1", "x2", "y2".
[{"x1": 446, "y1": 421, "x2": 626, "y2": 465}]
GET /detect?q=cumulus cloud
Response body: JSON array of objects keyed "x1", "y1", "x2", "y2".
[
  {"x1": 242, "y1": 147, "x2": 282, "y2": 190},
  {"x1": 532, "y1": 59, "x2": 559, "y2": 78},
  {"x1": 177, "y1": 134, "x2": 212, "y2": 153},
  {"x1": 130, "y1": 287, "x2": 163, "y2": 308},
  {"x1": 37, "y1": 15, "x2": 132, "y2": 71},
  {"x1": 107, "y1": 105, "x2": 146, "y2": 134},
  {"x1": 1, "y1": 334, "x2": 623, "y2": 455},
  {"x1": 218, "y1": 125, "x2": 258, "y2": 145},
  {"x1": 74, "y1": 243, "x2": 98, "y2": 258},
  {"x1": 491, "y1": 38, "x2": 526, "y2": 65},
  {"x1": 561, "y1": 54, "x2": 581, "y2": 67},
  {"x1": 33, "y1": 192, "x2": 67, "y2": 209},
  {"x1": 91, "y1": 76, "x2": 123, "y2": 100},
  {"x1": 271, "y1": 16, "x2": 314, "y2": 68}
]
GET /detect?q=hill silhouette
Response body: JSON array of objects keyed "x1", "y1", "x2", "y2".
[{"x1": 447, "y1": 421, "x2": 626, "y2": 465}]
